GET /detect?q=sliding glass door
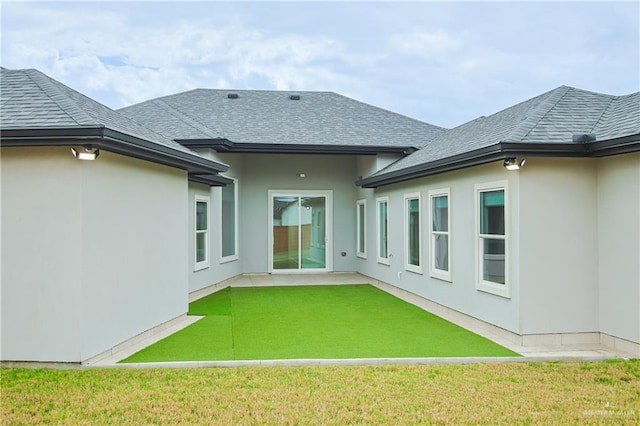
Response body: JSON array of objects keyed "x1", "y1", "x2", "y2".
[{"x1": 269, "y1": 191, "x2": 332, "y2": 272}]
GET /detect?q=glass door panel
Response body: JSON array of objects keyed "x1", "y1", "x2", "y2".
[
  {"x1": 273, "y1": 196, "x2": 300, "y2": 270},
  {"x1": 301, "y1": 196, "x2": 326, "y2": 269},
  {"x1": 271, "y1": 193, "x2": 329, "y2": 272}
]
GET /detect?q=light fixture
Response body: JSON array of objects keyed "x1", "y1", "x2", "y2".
[
  {"x1": 503, "y1": 158, "x2": 525, "y2": 170},
  {"x1": 71, "y1": 146, "x2": 100, "y2": 160},
  {"x1": 296, "y1": 173, "x2": 306, "y2": 178}
]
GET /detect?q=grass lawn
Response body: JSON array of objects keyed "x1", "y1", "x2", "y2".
[
  {"x1": 122, "y1": 284, "x2": 518, "y2": 362},
  {"x1": 2, "y1": 361, "x2": 639, "y2": 424}
]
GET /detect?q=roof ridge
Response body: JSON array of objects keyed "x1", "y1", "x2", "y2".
[
  {"x1": 589, "y1": 95, "x2": 616, "y2": 135},
  {"x1": 24, "y1": 69, "x2": 97, "y2": 126},
  {"x1": 153, "y1": 98, "x2": 222, "y2": 138},
  {"x1": 509, "y1": 86, "x2": 571, "y2": 141}
]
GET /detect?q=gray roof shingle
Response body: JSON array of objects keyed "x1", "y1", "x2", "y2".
[
  {"x1": 373, "y1": 86, "x2": 640, "y2": 177},
  {"x1": 119, "y1": 89, "x2": 446, "y2": 148},
  {"x1": 0, "y1": 68, "x2": 206, "y2": 158}
]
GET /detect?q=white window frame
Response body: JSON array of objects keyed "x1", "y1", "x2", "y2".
[
  {"x1": 475, "y1": 181, "x2": 510, "y2": 298},
  {"x1": 356, "y1": 199, "x2": 367, "y2": 259},
  {"x1": 376, "y1": 196, "x2": 390, "y2": 265},
  {"x1": 220, "y1": 177, "x2": 239, "y2": 263},
  {"x1": 429, "y1": 188, "x2": 452, "y2": 282},
  {"x1": 194, "y1": 195, "x2": 210, "y2": 271},
  {"x1": 403, "y1": 192, "x2": 422, "y2": 274}
]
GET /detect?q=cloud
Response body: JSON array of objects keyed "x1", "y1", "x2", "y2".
[
  {"x1": 1, "y1": 1, "x2": 637, "y2": 127},
  {"x1": 388, "y1": 29, "x2": 460, "y2": 60},
  {"x1": 1, "y1": 2, "x2": 367, "y2": 107}
]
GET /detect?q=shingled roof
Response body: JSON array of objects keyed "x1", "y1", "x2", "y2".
[
  {"x1": 119, "y1": 89, "x2": 446, "y2": 154},
  {"x1": 358, "y1": 86, "x2": 640, "y2": 187},
  {"x1": 0, "y1": 68, "x2": 229, "y2": 185}
]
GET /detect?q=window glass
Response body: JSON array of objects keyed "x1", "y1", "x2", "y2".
[
  {"x1": 431, "y1": 194, "x2": 449, "y2": 274},
  {"x1": 480, "y1": 190, "x2": 504, "y2": 235},
  {"x1": 357, "y1": 200, "x2": 366, "y2": 257},
  {"x1": 377, "y1": 199, "x2": 389, "y2": 262},
  {"x1": 407, "y1": 197, "x2": 420, "y2": 268},
  {"x1": 195, "y1": 197, "x2": 209, "y2": 269},
  {"x1": 221, "y1": 180, "x2": 237, "y2": 258},
  {"x1": 479, "y1": 189, "x2": 505, "y2": 285},
  {"x1": 196, "y1": 201, "x2": 207, "y2": 231}
]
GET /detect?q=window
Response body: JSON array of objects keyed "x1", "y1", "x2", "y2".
[
  {"x1": 475, "y1": 181, "x2": 510, "y2": 297},
  {"x1": 376, "y1": 197, "x2": 389, "y2": 265},
  {"x1": 429, "y1": 188, "x2": 451, "y2": 281},
  {"x1": 404, "y1": 193, "x2": 421, "y2": 273},
  {"x1": 194, "y1": 195, "x2": 210, "y2": 270},
  {"x1": 356, "y1": 199, "x2": 367, "y2": 258},
  {"x1": 221, "y1": 178, "x2": 238, "y2": 262}
]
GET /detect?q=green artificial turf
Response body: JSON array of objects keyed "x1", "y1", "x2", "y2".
[{"x1": 121, "y1": 284, "x2": 519, "y2": 362}]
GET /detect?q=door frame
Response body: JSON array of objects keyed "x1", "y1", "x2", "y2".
[{"x1": 268, "y1": 189, "x2": 333, "y2": 273}]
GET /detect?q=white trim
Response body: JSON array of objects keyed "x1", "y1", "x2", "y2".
[
  {"x1": 403, "y1": 192, "x2": 422, "y2": 274},
  {"x1": 428, "y1": 188, "x2": 452, "y2": 282},
  {"x1": 356, "y1": 199, "x2": 367, "y2": 259},
  {"x1": 474, "y1": 181, "x2": 510, "y2": 298},
  {"x1": 267, "y1": 190, "x2": 333, "y2": 273},
  {"x1": 376, "y1": 196, "x2": 390, "y2": 265},
  {"x1": 194, "y1": 194, "x2": 210, "y2": 271},
  {"x1": 220, "y1": 177, "x2": 239, "y2": 263}
]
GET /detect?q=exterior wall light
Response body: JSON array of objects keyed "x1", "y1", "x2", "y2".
[
  {"x1": 71, "y1": 146, "x2": 100, "y2": 160},
  {"x1": 503, "y1": 158, "x2": 525, "y2": 170}
]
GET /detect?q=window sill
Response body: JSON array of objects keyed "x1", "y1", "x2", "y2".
[
  {"x1": 405, "y1": 265, "x2": 422, "y2": 274},
  {"x1": 220, "y1": 255, "x2": 238, "y2": 264},
  {"x1": 430, "y1": 271, "x2": 452, "y2": 283},
  {"x1": 476, "y1": 280, "x2": 511, "y2": 298},
  {"x1": 194, "y1": 262, "x2": 210, "y2": 272}
]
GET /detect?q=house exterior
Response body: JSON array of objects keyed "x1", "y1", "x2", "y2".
[{"x1": 1, "y1": 67, "x2": 638, "y2": 363}]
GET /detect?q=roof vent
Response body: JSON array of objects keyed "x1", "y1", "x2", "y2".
[
  {"x1": 289, "y1": 95, "x2": 301, "y2": 101},
  {"x1": 227, "y1": 93, "x2": 239, "y2": 99},
  {"x1": 572, "y1": 133, "x2": 596, "y2": 143}
]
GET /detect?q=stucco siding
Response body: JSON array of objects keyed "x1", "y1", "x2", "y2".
[
  {"x1": 240, "y1": 154, "x2": 358, "y2": 273},
  {"x1": 356, "y1": 161, "x2": 521, "y2": 333},
  {"x1": 597, "y1": 153, "x2": 640, "y2": 343},
  {"x1": 1, "y1": 147, "x2": 83, "y2": 361},
  {"x1": 78, "y1": 151, "x2": 189, "y2": 360},
  {"x1": 519, "y1": 158, "x2": 599, "y2": 335},
  {"x1": 188, "y1": 152, "x2": 244, "y2": 293}
]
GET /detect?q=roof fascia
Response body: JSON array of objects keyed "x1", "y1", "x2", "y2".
[
  {"x1": 587, "y1": 133, "x2": 640, "y2": 157},
  {"x1": 177, "y1": 138, "x2": 417, "y2": 155},
  {"x1": 1, "y1": 127, "x2": 229, "y2": 175},
  {"x1": 357, "y1": 144, "x2": 506, "y2": 188},
  {"x1": 188, "y1": 173, "x2": 233, "y2": 186},
  {"x1": 356, "y1": 139, "x2": 637, "y2": 188}
]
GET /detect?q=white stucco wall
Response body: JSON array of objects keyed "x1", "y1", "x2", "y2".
[
  {"x1": 1, "y1": 147, "x2": 83, "y2": 361},
  {"x1": 79, "y1": 151, "x2": 189, "y2": 360},
  {"x1": 240, "y1": 154, "x2": 359, "y2": 274},
  {"x1": 356, "y1": 161, "x2": 522, "y2": 333},
  {"x1": 597, "y1": 153, "x2": 640, "y2": 344},
  {"x1": 188, "y1": 152, "x2": 243, "y2": 293},
  {"x1": 1, "y1": 147, "x2": 190, "y2": 362},
  {"x1": 519, "y1": 158, "x2": 599, "y2": 335}
]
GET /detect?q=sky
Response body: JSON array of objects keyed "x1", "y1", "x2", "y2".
[{"x1": 1, "y1": 1, "x2": 639, "y2": 128}]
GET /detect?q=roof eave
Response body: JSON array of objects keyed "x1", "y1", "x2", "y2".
[
  {"x1": 188, "y1": 173, "x2": 234, "y2": 187},
  {"x1": 587, "y1": 133, "x2": 640, "y2": 157},
  {"x1": 0, "y1": 127, "x2": 229, "y2": 176},
  {"x1": 356, "y1": 136, "x2": 640, "y2": 188},
  {"x1": 177, "y1": 138, "x2": 418, "y2": 155}
]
